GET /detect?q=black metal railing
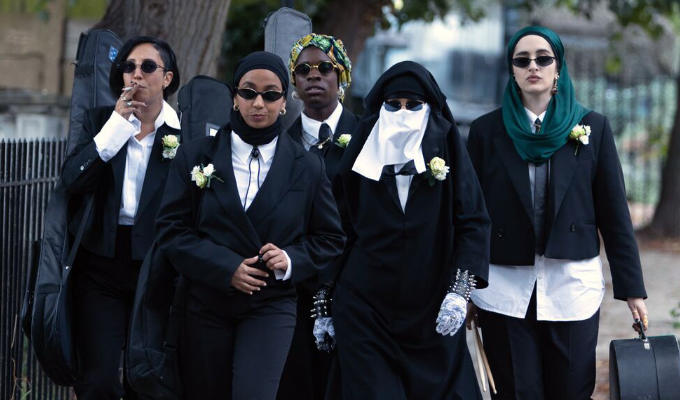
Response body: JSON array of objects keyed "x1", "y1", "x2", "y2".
[{"x1": 1, "y1": 138, "x2": 73, "y2": 400}]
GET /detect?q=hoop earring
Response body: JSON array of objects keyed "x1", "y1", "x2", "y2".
[
  {"x1": 338, "y1": 87, "x2": 345, "y2": 101},
  {"x1": 551, "y1": 74, "x2": 559, "y2": 95},
  {"x1": 280, "y1": 108, "x2": 287, "y2": 116},
  {"x1": 233, "y1": 103, "x2": 239, "y2": 111}
]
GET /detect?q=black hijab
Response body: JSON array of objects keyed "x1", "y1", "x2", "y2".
[{"x1": 230, "y1": 51, "x2": 289, "y2": 146}]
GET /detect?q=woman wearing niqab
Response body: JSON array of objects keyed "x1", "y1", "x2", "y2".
[{"x1": 330, "y1": 61, "x2": 490, "y2": 399}]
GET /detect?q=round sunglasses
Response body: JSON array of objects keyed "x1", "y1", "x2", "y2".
[
  {"x1": 511, "y1": 56, "x2": 556, "y2": 68},
  {"x1": 293, "y1": 61, "x2": 336, "y2": 76},
  {"x1": 236, "y1": 88, "x2": 285, "y2": 102},
  {"x1": 384, "y1": 99, "x2": 424, "y2": 112},
  {"x1": 120, "y1": 60, "x2": 167, "y2": 74}
]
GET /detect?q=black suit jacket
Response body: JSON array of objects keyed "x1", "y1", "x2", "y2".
[
  {"x1": 154, "y1": 127, "x2": 345, "y2": 311},
  {"x1": 61, "y1": 106, "x2": 179, "y2": 260},
  {"x1": 286, "y1": 107, "x2": 359, "y2": 181},
  {"x1": 286, "y1": 107, "x2": 359, "y2": 288},
  {"x1": 466, "y1": 108, "x2": 646, "y2": 300}
]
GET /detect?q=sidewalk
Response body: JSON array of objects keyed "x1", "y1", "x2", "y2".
[{"x1": 467, "y1": 244, "x2": 680, "y2": 399}]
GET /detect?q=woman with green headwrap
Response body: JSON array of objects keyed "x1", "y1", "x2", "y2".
[{"x1": 466, "y1": 26, "x2": 648, "y2": 399}]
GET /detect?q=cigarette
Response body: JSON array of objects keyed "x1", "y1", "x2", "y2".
[{"x1": 123, "y1": 86, "x2": 133, "y2": 91}]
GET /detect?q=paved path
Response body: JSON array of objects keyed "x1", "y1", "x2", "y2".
[{"x1": 467, "y1": 246, "x2": 680, "y2": 399}]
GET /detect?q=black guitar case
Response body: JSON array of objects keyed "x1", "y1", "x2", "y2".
[{"x1": 610, "y1": 322, "x2": 680, "y2": 400}]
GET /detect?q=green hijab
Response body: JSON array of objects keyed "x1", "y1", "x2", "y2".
[{"x1": 502, "y1": 26, "x2": 589, "y2": 163}]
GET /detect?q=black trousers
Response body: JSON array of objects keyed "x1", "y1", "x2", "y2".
[
  {"x1": 180, "y1": 291, "x2": 297, "y2": 400},
  {"x1": 277, "y1": 288, "x2": 332, "y2": 400},
  {"x1": 72, "y1": 225, "x2": 140, "y2": 400},
  {"x1": 478, "y1": 290, "x2": 600, "y2": 400}
]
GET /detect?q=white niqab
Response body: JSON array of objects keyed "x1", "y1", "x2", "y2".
[{"x1": 352, "y1": 103, "x2": 430, "y2": 181}]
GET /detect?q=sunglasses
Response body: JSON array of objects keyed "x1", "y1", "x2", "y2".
[
  {"x1": 120, "y1": 60, "x2": 167, "y2": 74},
  {"x1": 511, "y1": 56, "x2": 556, "y2": 68},
  {"x1": 384, "y1": 99, "x2": 425, "y2": 112},
  {"x1": 293, "y1": 61, "x2": 336, "y2": 76},
  {"x1": 236, "y1": 87, "x2": 285, "y2": 102}
]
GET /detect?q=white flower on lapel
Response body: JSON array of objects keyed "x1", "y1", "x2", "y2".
[
  {"x1": 335, "y1": 134, "x2": 351, "y2": 148},
  {"x1": 429, "y1": 157, "x2": 449, "y2": 180},
  {"x1": 568, "y1": 124, "x2": 591, "y2": 155},
  {"x1": 190, "y1": 163, "x2": 223, "y2": 189},
  {"x1": 162, "y1": 134, "x2": 180, "y2": 159}
]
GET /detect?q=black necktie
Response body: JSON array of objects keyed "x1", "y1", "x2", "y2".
[
  {"x1": 316, "y1": 123, "x2": 332, "y2": 149},
  {"x1": 534, "y1": 118, "x2": 542, "y2": 134},
  {"x1": 533, "y1": 161, "x2": 548, "y2": 255},
  {"x1": 243, "y1": 146, "x2": 260, "y2": 209}
]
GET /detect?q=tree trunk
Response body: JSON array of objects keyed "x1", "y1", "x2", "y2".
[
  {"x1": 315, "y1": 0, "x2": 391, "y2": 62},
  {"x1": 642, "y1": 72, "x2": 680, "y2": 238},
  {"x1": 93, "y1": 0, "x2": 231, "y2": 86}
]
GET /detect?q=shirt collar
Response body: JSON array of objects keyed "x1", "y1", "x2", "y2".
[
  {"x1": 128, "y1": 100, "x2": 181, "y2": 132},
  {"x1": 230, "y1": 131, "x2": 278, "y2": 164},
  {"x1": 301, "y1": 102, "x2": 343, "y2": 140},
  {"x1": 524, "y1": 107, "x2": 546, "y2": 124}
]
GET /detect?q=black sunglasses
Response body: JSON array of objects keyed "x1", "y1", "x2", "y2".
[
  {"x1": 384, "y1": 99, "x2": 424, "y2": 112},
  {"x1": 293, "y1": 61, "x2": 336, "y2": 76},
  {"x1": 511, "y1": 56, "x2": 556, "y2": 68},
  {"x1": 120, "y1": 59, "x2": 167, "y2": 74},
  {"x1": 236, "y1": 88, "x2": 285, "y2": 102}
]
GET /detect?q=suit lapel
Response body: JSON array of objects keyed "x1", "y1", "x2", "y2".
[
  {"x1": 246, "y1": 133, "x2": 303, "y2": 228},
  {"x1": 135, "y1": 125, "x2": 172, "y2": 220},
  {"x1": 409, "y1": 114, "x2": 445, "y2": 199},
  {"x1": 493, "y1": 130, "x2": 534, "y2": 223},
  {"x1": 209, "y1": 130, "x2": 262, "y2": 250},
  {"x1": 549, "y1": 139, "x2": 579, "y2": 220}
]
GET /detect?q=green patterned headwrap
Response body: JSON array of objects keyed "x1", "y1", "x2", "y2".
[
  {"x1": 289, "y1": 33, "x2": 352, "y2": 101},
  {"x1": 502, "y1": 26, "x2": 590, "y2": 163}
]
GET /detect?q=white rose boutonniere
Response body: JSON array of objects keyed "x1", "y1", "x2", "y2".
[
  {"x1": 568, "y1": 124, "x2": 591, "y2": 156},
  {"x1": 190, "y1": 163, "x2": 223, "y2": 189},
  {"x1": 335, "y1": 134, "x2": 351, "y2": 148},
  {"x1": 162, "y1": 134, "x2": 180, "y2": 160},
  {"x1": 427, "y1": 156, "x2": 450, "y2": 186}
]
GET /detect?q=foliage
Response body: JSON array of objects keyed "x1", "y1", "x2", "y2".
[{"x1": 671, "y1": 302, "x2": 680, "y2": 329}]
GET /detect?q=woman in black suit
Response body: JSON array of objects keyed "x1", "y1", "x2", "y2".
[
  {"x1": 330, "y1": 61, "x2": 490, "y2": 399},
  {"x1": 154, "y1": 51, "x2": 345, "y2": 400},
  {"x1": 466, "y1": 26, "x2": 648, "y2": 400},
  {"x1": 61, "y1": 36, "x2": 180, "y2": 399}
]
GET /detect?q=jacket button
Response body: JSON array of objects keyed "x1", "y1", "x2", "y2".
[
  {"x1": 570, "y1": 224, "x2": 576, "y2": 232},
  {"x1": 79, "y1": 165, "x2": 85, "y2": 171},
  {"x1": 496, "y1": 230, "x2": 504, "y2": 238}
]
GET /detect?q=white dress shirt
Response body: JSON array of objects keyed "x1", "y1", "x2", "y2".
[
  {"x1": 230, "y1": 131, "x2": 292, "y2": 281},
  {"x1": 93, "y1": 100, "x2": 180, "y2": 225},
  {"x1": 471, "y1": 108, "x2": 605, "y2": 321},
  {"x1": 300, "y1": 102, "x2": 343, "y2": 150},
  {"x1": 394, "y1": 162, "x2": 416, "y2": 212}
]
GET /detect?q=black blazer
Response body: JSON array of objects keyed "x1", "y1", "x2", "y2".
[
  {"x1": 286, "y1": 107, "x2": 359, "y2": 180},
  {"x1": 466, "y1": 108, "x2": 646, "y2": 300},
  {"x1": 154, "y1": 128, "x2": 345, "y2": 310},
  {"x1": 286, "y1": 107, "x2": 359, "y2": 287},
  {"x1": 61, "y1": 106, "x2": 179, "y2": 260}
]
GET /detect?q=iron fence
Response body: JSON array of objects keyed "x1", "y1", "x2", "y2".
[
  {"x1": 569, "y1": 56, "x2": 676, "y2": 228},
  {"x1": 1, "y1": 138, "x2": 72, "y2": 400}
]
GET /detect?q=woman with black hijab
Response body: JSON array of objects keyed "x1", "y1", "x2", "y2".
[
  {"x1": 466, "y1": 26, "x2": 647, "y2": 399},
  {"x1": 330, "y1": 61, "x2": 490, "y2": 399},
  {"x1": 154, "y1": 51, "x2": 345, "y2": 399}
]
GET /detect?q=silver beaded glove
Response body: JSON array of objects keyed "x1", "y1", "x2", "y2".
[
  {"x1": 310, "y1": 287, "x2": 335, "y2": 352},
  {"x1": 313, "y1": 317, "x2": 335, "y2": 352},
  {"x1": 435, "y1": 269, "x2": 476, "y2": 336}
]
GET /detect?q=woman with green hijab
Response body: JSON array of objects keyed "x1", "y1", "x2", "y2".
[{"x1": 466, "y1": 26, "x2": 648, "y2": 399}]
